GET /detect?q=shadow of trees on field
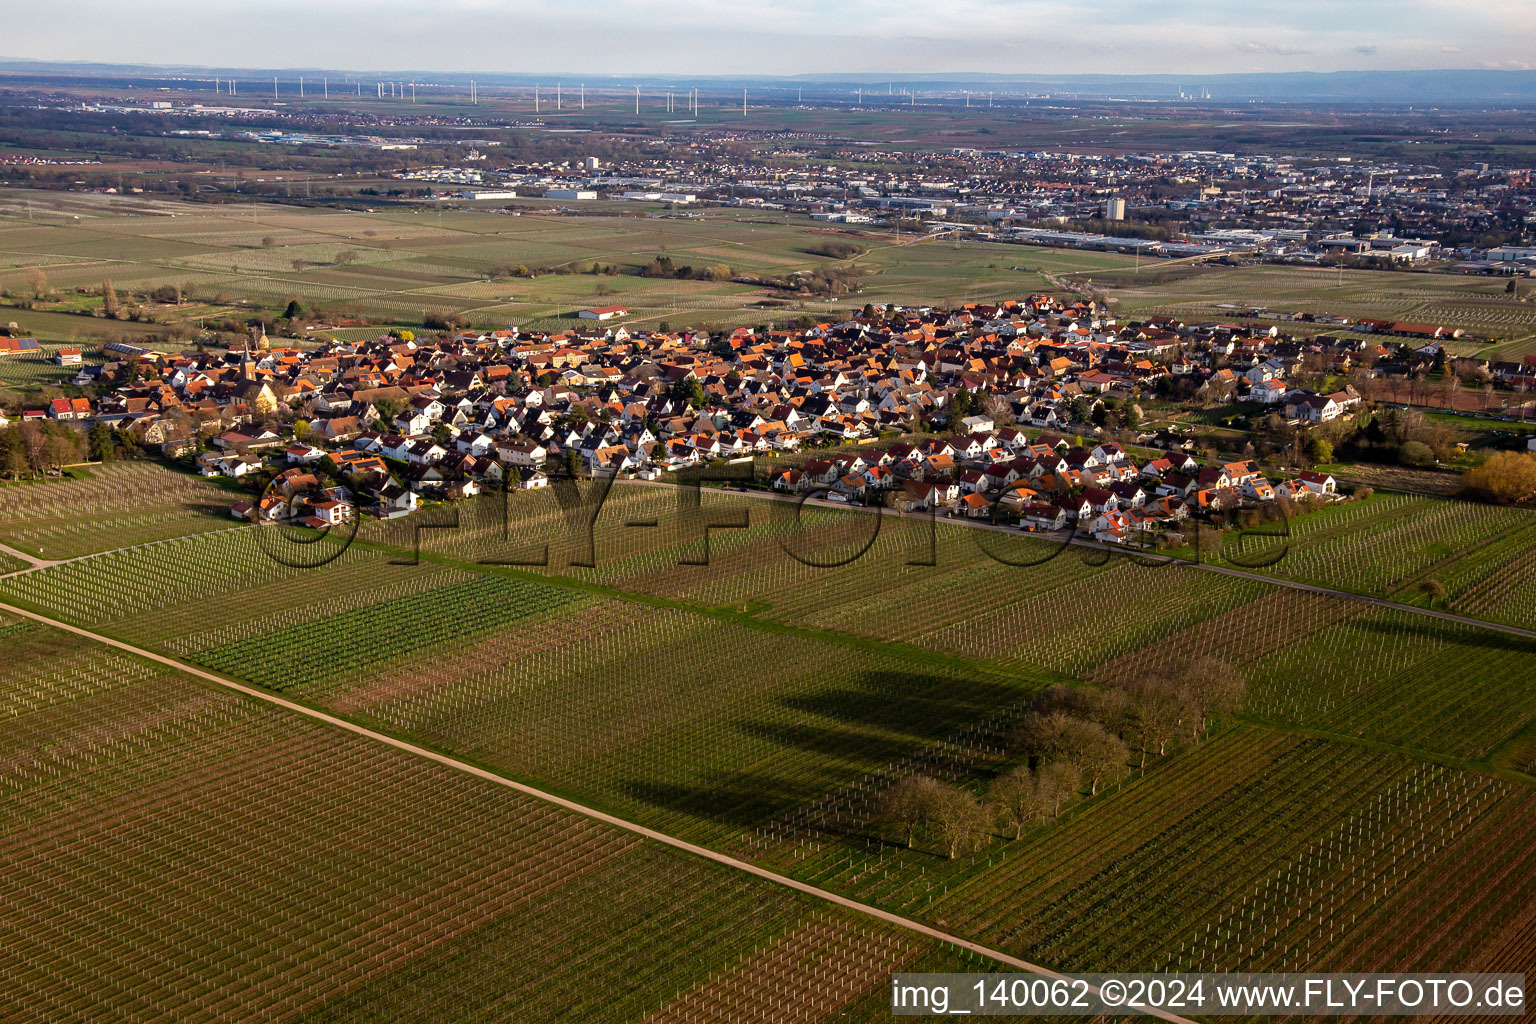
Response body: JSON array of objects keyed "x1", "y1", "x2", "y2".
[
  {"x1": 619, "y1": 670, "x2": 1029, "y2": 831},
  {"x1": 1351, "y1": 616, "x2": 1536, "y2": 657}
]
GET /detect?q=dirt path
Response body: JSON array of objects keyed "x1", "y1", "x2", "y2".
[
  {"x1": 0, "y1": 539, "x2": 57, "y2": 571},
  {"x1": 0, "y1": 595, "x2": 1194, "y2": 1024},
  {"x1": 0, "y1": 524, "x2": 253, "y2": 581}
]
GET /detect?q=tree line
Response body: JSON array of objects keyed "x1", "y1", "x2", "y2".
[
  {"x1": 873, "y1": 657, "x2": 1245, "y2": 859},
  {"x1": 0, "y1": 420, "x2": 117, "y2": 479}
]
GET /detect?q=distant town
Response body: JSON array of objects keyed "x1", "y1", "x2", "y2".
[{"x1": 399, "y1": 146, "x2": 1536, "y2": 273}]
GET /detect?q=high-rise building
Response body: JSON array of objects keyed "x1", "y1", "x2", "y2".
[{"x1": 1104, "y1": 197, "x2": 1127, "y2": 221}]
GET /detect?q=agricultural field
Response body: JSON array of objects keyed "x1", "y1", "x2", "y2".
[
  {"x1": 193, "y1": 573, "x2": 592, "y2": 693},
  {"x1": 4, "y1": 467, "x2": 1536, "y2": 1013},
  {"x1": 0, "y1": 618, "x2": 988, "y2": 1023},
  {"x1": 0, "y1": 343, "x2": 100, "y2": 390},
  {"x1": 928, "y1": 733, "x2": 1536, "y2": 978},
  {"x1": 1093, "y1": 261, "x2": 1536, "y2": 348},
  {"x1": 720, "y1": 727, "x2": 1536, "y2": 982},
  {"x1": 0, "y1": 502, "x2": 1059, "y2": 848},
  {"x1": 0, "y1": 462, "x2": 244, "y2": 560},
  {"x1": 14, "y1": 477, "x2": 1531, "y2": 768},
  {"x1": 0, "y1": 187, "x2": 1138, "y2": 342},
  {"x1": 309, "y1": 601, "x2": 1042, "y2": 847},
  {"x1": 342, "y1": 485, "x2": 1536, "y2": 754},
  {"x1": 1203, "y1": 490, "x2": 1536, "y2": 600}
]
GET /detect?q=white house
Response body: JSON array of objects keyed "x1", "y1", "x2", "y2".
[{"x1": 577, "y1": 305, "x2": 629, "y2": 321}]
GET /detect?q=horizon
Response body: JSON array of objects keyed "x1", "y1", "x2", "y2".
[{"x1": 4, "y1": 0, "x2": 1533, "y2": 78}]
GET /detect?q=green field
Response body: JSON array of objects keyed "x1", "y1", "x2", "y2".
[
  {"x1": 1091, "y1": 261, "x2": 1536, "y2": 349},
  {"x1": 5, "y1": 470, "x2": 1535, "y2": 1001},
  {"x1": 0, "y1": 344, "x2": 100, "y2": 390},
  {"x1": 14, "y1": 185, "x2": 1529, "y2": 359},
  {"x1": 0, "y1": 462, "x2": 242, "y2": 560},
  {"x1": 0, "y1": 187, "x2": 1142, "y2": 342},
  {"x1": 0, "y1": 618, "x2": 989, "y2": 1021}
]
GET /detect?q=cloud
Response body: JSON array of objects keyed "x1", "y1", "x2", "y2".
[
  {"x1": 1236, "y1": 40, "x2": 1311, "y2": 56},
  {"x1": 1, "y1": 0, "x2": 1533, "y2": 76}
]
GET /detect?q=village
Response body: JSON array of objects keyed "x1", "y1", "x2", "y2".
[{"x1": 0, "y1": 295, "x2": 1419, "y2": 544}]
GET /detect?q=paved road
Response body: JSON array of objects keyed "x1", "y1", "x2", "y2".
[{"x1": 0, "y1": 596, "x2": 1194, "y2": 1024}]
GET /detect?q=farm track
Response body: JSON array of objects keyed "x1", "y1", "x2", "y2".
[
  {"x1": 10, "y1": 481, "x2": 1536, "y2": 777},
  {"x1": 0, "y1": 596, "x2": 1200, "y2": 1024},
  {"x1": 0, "y1": 539, "x2": 50, "y2": 570},
  {"x1": 0, "y1": 525, "x2": 254, "y2": 580}
]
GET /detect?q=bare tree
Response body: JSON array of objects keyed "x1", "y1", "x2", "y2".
[
  {"x1": 23, "y1": 267, "x2": 47, "y2": 299},
  {"x1": 928, "y1": 784, "x2": 991, "y2": 860},
  {"x1": 1007, "y1": 710, "x2": 1073, "y2": 762},
  {"x1": 988, "y1": 766, "x2": 1047, "y2": 840},
  {"x1": 1060, "y1": 718, "x2": 1129, "y2": 795},
  {"x1": 20, "y1": 422, "x2": 50, "y2": 477},
  {"x1": 986, "y1": 391, "x2": 1015, "y2": 427},
  {"x1": 1123, "y1": 673, "x2": 1191, "y2": 769},
  {"x1": 875, "y1": 775, "x2": 944, "y2": 849},
  {"x1": 1177, "y1": 656, "x2": 1247, "y2": 739},
  {"x1": 1038, "y1": 761, "x2": 1082, "y2": 817}
]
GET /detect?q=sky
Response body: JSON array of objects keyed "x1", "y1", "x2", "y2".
[{"x1": 4, "y1": 0, "x2": 1534, "y2": 76}]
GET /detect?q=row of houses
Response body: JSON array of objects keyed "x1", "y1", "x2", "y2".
[
  {"x1": 13, "y1": 297, "x2": 1373, "y2": 526},
  {"x1": 769, "y1": 428, "x2": 1339, "y2": 543}
]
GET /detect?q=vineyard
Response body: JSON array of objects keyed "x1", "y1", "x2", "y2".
[
  {"x1": 1243, "y1": 607, "x2": 1536, "y2": 757},
  {"x1": 0, "y1": 621, "x2": 939, "y2": 1022},
  {"x1": 1102, "y1": 262, "x2": 1536, "y2": 347},
  {"x1": 0, "y1": 347, "x2": 88, "y2": 389},
  {"x1": 927, "y1": 734, "x2": 1536, "y2": 978},
  {"x1": 192, "y1": 573, "x2": 590, "y2": 692},
  {"x1": 3, "y1": 477, "x2": 1535, "y2": 1014},
  {"x1": 0, "y1": 189, "x2": 1086, "y2": 338},
  {"x1": 0, "y1": 462, "x2": 229, "y2": 521},
  {"x1": 316, "y1": 601, "x2": 1048, "y2": 846},
  {"x1": 0, "y1": 462, "x2": 240, "y2": 560},
  {"x1": 0, "y1": 526, "x2": 381, "y2": 628},
  {"x1": 1212, "y1": 491, "x2": 1536, "y2": 600}
]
